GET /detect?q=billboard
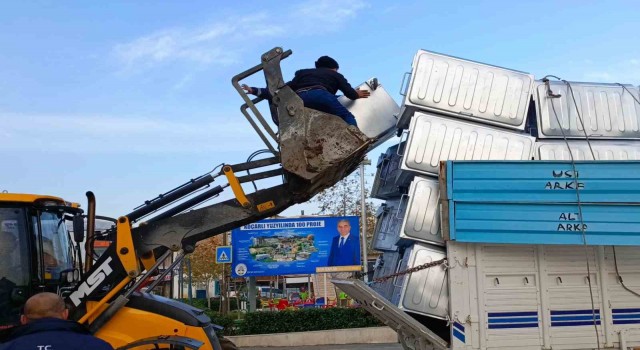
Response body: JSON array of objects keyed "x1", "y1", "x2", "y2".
[{"x1": 231, "y1": 216, "x2": 361, "y2": 277}]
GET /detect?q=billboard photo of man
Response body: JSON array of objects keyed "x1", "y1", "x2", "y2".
[{"x1": 327, "y1": 219, "x2": 360, "y2": 266}]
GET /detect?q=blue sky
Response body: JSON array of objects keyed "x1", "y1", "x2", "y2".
[{"x1": 1, "y1": 1, "x2": 639, "y2": 218}]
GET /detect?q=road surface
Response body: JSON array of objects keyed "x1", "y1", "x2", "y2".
[{"x1": 243, "y1": 343, "x2": 402, "y2": 350}]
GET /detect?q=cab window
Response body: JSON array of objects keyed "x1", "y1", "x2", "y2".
[
  {"x1": 32, "y1": 211, "x2": 74, "y2": 280},
  {"x1": 0, "y1": 208, "x2": 29, "y2": 286}
]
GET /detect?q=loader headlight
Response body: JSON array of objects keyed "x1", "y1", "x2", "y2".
[{"x1": 60, "y1": 268, "x2": 81, "y2": 284}]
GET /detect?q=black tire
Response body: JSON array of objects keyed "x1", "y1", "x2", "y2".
[{"x1": 219, "y1": 337, "x2": 238, "y2": 350}]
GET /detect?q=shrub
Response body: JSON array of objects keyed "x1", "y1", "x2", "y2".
[
  {"x1": 179, "y1": 298, "x2": 208, "y2": 310},
  {"x1": 175, "y1": 299, "x2": 382, "y2": 336},
  {"x1": 204, "y1": 310, "x2": 237, "y2": 336},
  {"x1": 180, "y1": 297, "x2": 260, "y2": 312},
  {"x1": 238, "y1": 307, "x2": 382, "y2": 335},
  {"x1": 176, "y1": 298, "x2": 248, "y2": 336}
]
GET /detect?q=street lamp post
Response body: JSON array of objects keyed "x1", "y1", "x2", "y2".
[{"x1": 359, "y1": 158, "x2": 371, "y2": 282}]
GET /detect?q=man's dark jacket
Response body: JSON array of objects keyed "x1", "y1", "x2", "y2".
[
  {"x1": 254, "y1": 68, "x2": 360, "y2": 100},
  {"x1": 0, "y1": 318, "x2": 113, "y2": 350}
]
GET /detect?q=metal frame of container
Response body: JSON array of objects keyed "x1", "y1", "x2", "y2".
[
  {"x1": 398, "y1": 49, "x2": 534, "y2": 131},
  {"x1": 400, "y1": 112, "x2": 535, "y2": 177},
  {"x1": 533, "y1": 80, "x2": 640, "y2": 139}
]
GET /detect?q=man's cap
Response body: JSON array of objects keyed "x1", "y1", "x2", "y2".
[{"x1": 315, "y1": 56, "x2": 339, "y2": 69}]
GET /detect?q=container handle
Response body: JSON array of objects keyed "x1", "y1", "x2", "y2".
[
  {"x1": 379, "y1": 156, "x2": 391, "y2": 185},
  {"x1": 556, "y1": 276, "x2": 563, "y2": 284},
  {"x1": 396, "y1": 131, "x2": 409, "y2": 157},
  {"x1": 396, "y1": 194, "x2": 409, "y2": 220},
  {"x1": 367, "y1": 77, "x2": 379, "y2": 91},
  {"x1": 392, "y1": 259, "x2": 404, "y2": 287},
  {"x1": 399, "y1": 72, "x2": 411, "y2": 96},
  {"x1": 371, "y1": 300, "x2": 384, "y2": 311},
  {"x1": 494, "y1": 278, "x2": 500, "y2": 286},
  {"x1": 523, "y1": 277, "x2": 529, "y2": 285}
]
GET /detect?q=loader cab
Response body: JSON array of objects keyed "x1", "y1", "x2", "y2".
[{"x1": 0, "y1": 193, "x2": 82, "y2": 329}]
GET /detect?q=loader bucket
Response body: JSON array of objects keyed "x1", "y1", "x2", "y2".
[
  {"x1": 258, "y1": 48, "x2": 374, "y2": 196},
  {"x1": 230, "y1": 47, "x2": 374, "y2": 198},
  {"x1": 273, "y1": 86, "x2": 371, "y2": 195}
]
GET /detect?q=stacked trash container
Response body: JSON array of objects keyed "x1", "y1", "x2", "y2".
[
  {"x1": 366, "y1": 48, "x2": 640, "y2": 349},
  {"x1": 529, "y1": 80, "x2": 640, "y2": 160}
]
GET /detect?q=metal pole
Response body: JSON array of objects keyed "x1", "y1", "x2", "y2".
[
  {"x1": 359, "y1": 159, "x2": 370, "y2": 282},
  {"x1": 187, "y1": 256, "x2": 193, "y2": 304},
  {"x1": 179, "y1": 259, "x2": 183, "y2": 299},
  {"x1": 248, "y1": 277, "x2": 256, "y2": 312},
  {"x1": 323, "y1": 273, "x2": 327, "y2": 302},
  {"x1": 169, "y1": 253, "x2": 175, "y2": 298},
  {"x1": 221, "y1": 233, "x2": 228, "y2": 315}
]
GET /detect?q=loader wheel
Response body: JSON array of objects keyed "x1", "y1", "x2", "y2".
[{"x1": 219, "y1": 337, "x2": 238, "y2": 350}]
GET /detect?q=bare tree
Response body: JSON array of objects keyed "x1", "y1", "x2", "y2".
[
  {"x1": 188, "y1": 236, "x2": 227, "y2": 297},
  {"x1": 312, "y1": 171, "x2": 376, "y2": 247}
]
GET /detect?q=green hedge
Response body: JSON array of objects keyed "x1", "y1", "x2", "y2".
[
  {"x1": 175, "y1": 299, "x2": 382, "y2": 336},
  {"x1": 238, "y1": 308, "x2": 382, "y2": 335},
  {"x1": 204, "y1": 310, "x2": 238, "y2": 336},
  {"x1": 180, "y1": 298, "x2": 208, "y2": 309},
  {"x1": 180, "y1": 297, "x2": 260, "y2": 312}
]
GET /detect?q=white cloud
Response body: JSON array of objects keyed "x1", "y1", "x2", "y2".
[
  {"x1": 581, "y1": 59, "x2": 640, "y2": 84},
  {"x1": 113, "y1": 28, "x2": 241, "y2": 70},
  {"x1": 0, "y1": 113, "x2": 260, "y2": 154},
  {"x1": 114, "y1": 30, "x2": 179, "y2": 65},
  {"x1": 172, "y1": 73, "x2": 193, "y2": 90},
  {"x1": 291, "y1": 0, "x2": 368, "y2": 28},
  {"x1": 583, "y1": 71, "x2": 613, "y2": 81},
  {"x1": 112, "y1": 1, "x2": 367, "y2": 71},
  {"x1": 382, "y1": 5, "x2": 399, "y2": 13}
]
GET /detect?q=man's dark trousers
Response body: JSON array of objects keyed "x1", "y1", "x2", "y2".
[{"x1": 298, "y1": 89, "x2": 358, "y2": 126}]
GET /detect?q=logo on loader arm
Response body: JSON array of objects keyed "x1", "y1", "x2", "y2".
[{"x1": 69, "y1": 257, "x2": 114, "y2": 307}]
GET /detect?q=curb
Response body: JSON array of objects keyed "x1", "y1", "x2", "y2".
[{"x1": 226, "y1": 326, "x2": 398, "y2": 347}]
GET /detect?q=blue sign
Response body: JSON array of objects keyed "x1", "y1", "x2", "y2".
[
  {"x1": 216, "y1": 246, "x2": 232, "y2": 264},
  {"x1": 231, "y1": 216, "x2": 361, "y2": 277}
]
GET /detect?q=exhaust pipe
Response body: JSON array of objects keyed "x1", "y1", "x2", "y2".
[{"x1": 84, "y1": 191, "x2": 96, "y2": 273}]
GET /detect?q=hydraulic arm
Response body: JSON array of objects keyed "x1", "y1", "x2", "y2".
[{"x1": 64, "y1": 47, "x2": 374, "y2": 344}]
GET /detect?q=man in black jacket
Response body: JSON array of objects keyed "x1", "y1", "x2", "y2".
[
  {"x1": 242, "y1": 55, "x2": 369, "y2": 126},
  {"x1": 0, "y1": 292, "x2": 113, "y2": 350}
]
